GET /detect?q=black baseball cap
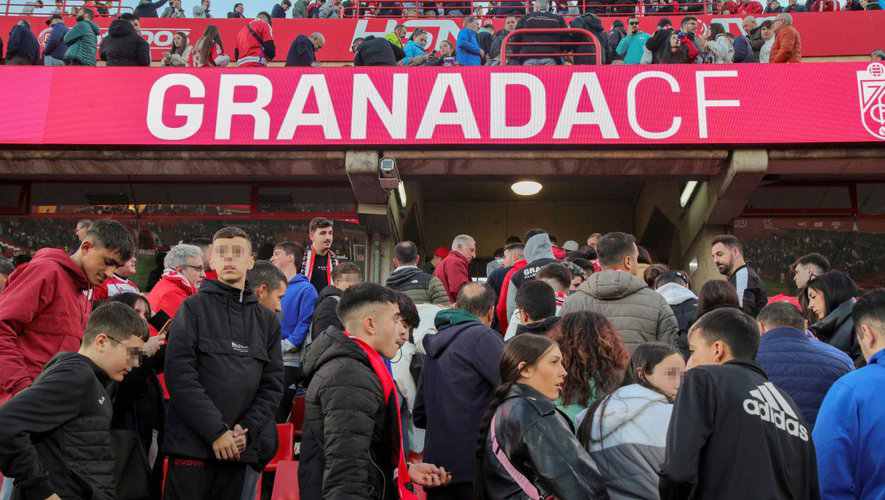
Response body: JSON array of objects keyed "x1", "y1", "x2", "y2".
[{"x1": 46, "y1": 13, "x2": 63, "y2": 25}]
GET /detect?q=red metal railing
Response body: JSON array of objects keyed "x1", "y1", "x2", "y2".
[
  {"x1": 3, "y1": 0, "x2": 130, "y2": 16},
  {"x1": 339, "y1": 0, "x2": 715, "y2": 16},
  {"x1": 499, "y1": 27, "x2": 602, "y2": 64}
]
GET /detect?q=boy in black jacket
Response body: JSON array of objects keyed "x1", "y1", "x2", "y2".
[
  {"x1": 164, "y1": 226, "x2": 284, "y2": 500},
  {"x1": 660, "y1": 307, "x2": 820, "y2": 500},
  {"x1": 0, "y1": 302, "x2": 148, "y2": 500}
]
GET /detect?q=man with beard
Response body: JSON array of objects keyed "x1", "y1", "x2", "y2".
[{"x1": 711, "y1": 234, "x2": 768, "y2": 317}]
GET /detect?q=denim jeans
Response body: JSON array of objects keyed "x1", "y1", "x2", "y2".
[{"x1": 44, "y1": 55, "x2": 65, "y2": 66}]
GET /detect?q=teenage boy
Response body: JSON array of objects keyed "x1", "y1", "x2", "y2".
[
  {"x1": 302, "y1": 217, "x2": 338, "y2": 293},
  {"x1": 0, "y1": 219, "x2": 133, "y2": 402},
  {"x1": 0, "y1": 302, "x2": 148, "y2": 500},
  {"x1": 164, "y1": 226, "x2": 283, "y2": 500},
  {"x1": 247, "y1": 260, "x2": 288, "y2": 314}
]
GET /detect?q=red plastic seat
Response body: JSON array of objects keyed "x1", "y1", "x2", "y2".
[{"x1": 270, "y1": 460, "x2": 300, "y2": 500}]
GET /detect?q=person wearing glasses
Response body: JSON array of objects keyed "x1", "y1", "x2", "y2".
[
  {"x1": 578, "y1": 343, "x2": 685, "y2": 500},
  {"x1": 615, "y1": 16, "x2": 651, "y2": 65},
  {"x1": 147, "y1": 243, "x2": 206, "y2": 322},
  {"x1": 0, "y1": 302, "x2": 148, "y2": 500}
]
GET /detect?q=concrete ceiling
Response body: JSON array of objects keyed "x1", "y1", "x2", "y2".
[{"x1": 417, "y1": 176, "x2": 644, "y2": 203}]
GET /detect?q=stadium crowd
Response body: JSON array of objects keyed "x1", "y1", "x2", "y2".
[
  {"x1": 0, "y1": 216, "x2": 884, "y2": 500},
  {"x1": 3, "y1": 0, "x2": 884, "y2": 66}
]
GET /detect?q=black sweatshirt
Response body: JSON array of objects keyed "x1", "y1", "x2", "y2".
[
  {"x1": 0, "y1": 352, "x2": 116, "y2": 500},
  {"x1": 660, "y1": 360, "x2": 820, "y2": 500}
]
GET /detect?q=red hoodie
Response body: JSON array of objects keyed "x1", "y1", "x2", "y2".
[
  {"x1": 0, "y1": 248, "x2": 91, "y2": 400},
  {"x1": 433, "y1": 250, "x2": 471, "y2": 303},
  {"x1": 146, "y1": 273, "x2": 197, "y2": 320}
]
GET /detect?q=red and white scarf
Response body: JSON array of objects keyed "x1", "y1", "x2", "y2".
[
  {"x1": 302, "y1": 247, "x2": 336, "y2": 286},
  {"x1": 349, "y1": 335, "x2": 416, "y2": 500},
  {"x1": 161, "y1": 268, "x2": 198, "y2": 295}
]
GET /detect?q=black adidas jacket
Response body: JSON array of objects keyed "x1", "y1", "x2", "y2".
[{"x1": 660, "y1": 361, "x2": 820, "y2": 500}]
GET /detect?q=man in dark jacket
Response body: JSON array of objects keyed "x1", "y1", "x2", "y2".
[
  {"x1": 655, "y1": 271, "x2": 698, "y2": 357},
  {"x1": 133, "y1": 0, "x2": 168, "y2": 17},
  {"x1": 43, "y1": 14, "x2": 68, "y2": 65},
  {"x1": 488, "y1": 15, "x2": 517, "y2": 62},
  {"x1": 711, "y1": 234, "x2": 768, "y2": 317},
  {"x1": 299, "y1": 283, "x2": 450, "y2": 499},
  {"x1": 511, "y1": 11, "x2": 568, "y2": 65},
  {"x1": 756, "y1": 302, "x2": 853, "y2": 428},
  {"x1": 645, "y1": 17, "x2": 674, "y2": 63},
  {"x1": 100, "y1": 14, "x2": 151, "y2": 66},
  {"x1": 164, "y1": 226, "x2": 283, "y2": 500},
  {"x1": 354, "y1": 35, "x2": 402, "y2": 66},
  {"x1": 742, "y1": 16, "x2": 765, "y2": 59},
  {"x1": 271, "y1": 0, "x2": 291, "y2": 17},
  {"x1": 660, "y1": 308, "x2": 820, "y2": 500},
  {"x1": 0, "y1": 302, "x2": 147, "y2": 500},
  {"x1": 285, "y1": 32, "x2": 323, "y2": 66},
  {"x1": 607, "y1": 20, "x2": 627, "y2": 62},
  {"x1": 414, "y1": 283, "x2": 503, "y2": 500},
  {"x1": 386, "y1": 241, "x2": 450, "y2": 307},
  {"x1": 513, "y1": 280, "x2": 559, "y2": 337},
  {"x1": 570, "y1": 12, "x2": 609, "y2": 65},
  {"x1": 310, "y1": 262, "x2": 361, "y2": 336},
  {"x1": 6, "y1": 20, "x2": 40, "y2": 65}
]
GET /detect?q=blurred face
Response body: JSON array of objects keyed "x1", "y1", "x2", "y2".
[
  {"x1": 415, "y1": 33, "x2": 428, "y2": 48},
  {"x1": 686, "y1": 328, "x2": 727, "y2": 369},
  {"x1": 588, "y1": 234, "x2": 600, "y2": 248},
  {"x1": 711, "y1": 242, "x2": 736, "y2": 276},
  {"x1": 743, "y1": 19, "x2": 755, "y2": 32},
  {"x1": 761, "y1": 26, "x2": 772, "y2": 40},
  {"x1": 75, "y1": 223, "x2": 90, "y2": 242},
  {"x1": 518, "y1": 345, "x2": 567, "y2": 400},
  {"x1": 644, "y1": 353, "x2": 686, "y2": 399},
  {"x1": 174, "y1": 34, "x2": 184, "y2": 47},
  {"x1": 178, "y1": 255, "x2": 205, "y2": 288},
  {"x1": 132, "y1": 298, "x2": 150, "y2": 321},
  {"x1": 210, "y1": 237, "x2": 254, "y2": 288},
  {"x1": 396, "y1": 26, "x2": 407, "y2": 38},
  {"x1": 773, "y1": 18, "x2": 783, "y2": 30},
  {"x1": 367, "y1": 302, "x2": 404, "y2": 359},
  {"x1": 337, "y1": 272, "x2": 363, "y2": 291},
  {"x1": 469, "y1": 19, "x2": 480, "y2": 31},
  {"x1": 256, "y1": 281, "x2": 287, "y2": 313},
  {"x1": 270, "y1": 248, "x2": 294, "y2": 272},
  {"x1": 682, "y1": 19, "x2": 697, "y2": 33},
  {"x1": 807, "y1": 287, "x2": 827, "y2": 320},
  {"x1": 119, "y1": 255, "x2": 137, "y2": 277},
  {"x1": 459, "y1": 240, "x2": 477, "y2": 261},
  {"x1": 505, "y1": 16, "x2": 517, "y2": 31},
  {"x1": 79, "y1": 240, "x2": 125, "y2": 286},
  {"x1": 570, "y1": 274, "x2": 584, "y2": 291},
  {"x1": 310, "y1": 226, "x2": 334, "y2": 254},
  {"x1": 236, "y1": 4, "x2": 244, "y2": 12},
  {"x1": 793, "y1": 263, "x2": 817, "y2": 289},
  {"x1": 441, "y1": 41, "x2": 454, "y2": 56},
  {"x1": 94, "y1": 333, "x2": 145, "y2": 382},
  {"x1": 352, "y1": 38, "x2": 364, "y2": 52}
]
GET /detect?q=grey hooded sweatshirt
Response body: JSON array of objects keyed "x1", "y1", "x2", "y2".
[
  {"x1": 561, "y1": 269, "x2": 679, "y2": 352},
  {"x1": 506, "y1": 233, "x2": 556, "y2": 319}
]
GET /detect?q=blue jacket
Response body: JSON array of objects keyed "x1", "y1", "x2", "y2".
[
  {"x1": 732, "y1": 35, "x2": 756, "y2": 62},
  {"x1": 7, "y1": 22, "x2": 40, "y2": 64},
  {"x1": 402, "y1": 39, "x2": 427, "y2": 65},
  {"x1": 413, "y1": 308, "x2": 504, "y2": 485},
  {"x1": 616, "y1": 31, "x2": 650, "y2": 64},
  {"x1": 813, "y1": 349, "x2": 885, "y2": 500},
  {"x1": 44, "y1": 22, "x2": 69, "y2": 60},
  {"x1": 756, "y1": 327, "x2": 852, "y2": 428},
  {"x1": 279, "y1": 274, "x2": 318, "y2": 357},
  {"x1": 456, "y1": 28, "x2": 482, "y2": 66}
]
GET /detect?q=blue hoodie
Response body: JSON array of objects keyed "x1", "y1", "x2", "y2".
[
  {"x1": 413, "y1": 308, "x2": 504, "y2": 485},
  {"x1": 279, "y1": 273, "x2": 318, "y2": 366},
  {"x1": 456, "y1": 28, "x2": 482, "y2": 66},
  {"x1": 44, "y1": 22, "x2": 70, "y2": 60},
  {"x1": 813, "y1": 349, "x2": 885, "y2": 500}
]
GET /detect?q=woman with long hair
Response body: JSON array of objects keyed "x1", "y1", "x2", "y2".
[
  {"x1": 578, "y1": 343, "x2": 685, "y2": 499},
  {"x1": 807, "y1": 271, "x2": 861, "y2": 363},
  {"x1": 550, "y1": 311, "x2": 629, "y2": 424},
  {"x1": 190, "y1": 25, "x2": 230, "y2": 67},
  {"x1": 162, "y1": 31, "x2": 191, "y2": 66},
  {"x1": 476, "y1": 334, "x2": 607, "y2": 500},
  {"x1": 696, "y1": 280, "x2": 740, "y2": 318}
]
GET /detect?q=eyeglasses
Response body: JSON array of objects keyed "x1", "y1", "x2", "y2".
[
  {"x1": 107, "y1": 336, "x2": 144, "y2": 363},
  {"x1": 629, "y1": 21, "x2": 639, "y2": 25}
]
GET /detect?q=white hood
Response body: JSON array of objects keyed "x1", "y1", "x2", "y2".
[{"x1": 657, "y1": 282, "x2": 698, "y2": 306}]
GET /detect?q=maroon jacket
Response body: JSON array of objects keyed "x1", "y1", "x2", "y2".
[
  {"x1": 433, "y1": 250, "x2": 470, "y2": 303},
  {"x1": 0, "y1": 249, "x2": 91, "y2": 400}
]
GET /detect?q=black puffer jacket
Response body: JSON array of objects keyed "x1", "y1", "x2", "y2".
[
  {"x1": 570, "y1": 13, "x2": 610, "y2": 65},
  {"x1": 811, "y1": 299, "x2": 861, "y2": 366},
  {"x1": 510, "y1": 11, "x2": 568, "y2": 64},
  {"x1": 299, "y1": 327, "x2": 407, "y2": 500},
  {"x1": 0, "y1": 353, "x2": 115, "y2": 500},
  {"x1": 163, "y1": 280, "x2": 284, "y2": 463},
  {"x1": 479, "y1": 383, "x2": 608, "y2": 499},
  {"x1": 100, "y1": 19, "x2": 151, "y2": 66},
  {"x1": 354, "y1": 36, "x2": 402, "y2": 66},
  {"x1": 309, "y1": 286, "x2": 343, "y2": 336}
]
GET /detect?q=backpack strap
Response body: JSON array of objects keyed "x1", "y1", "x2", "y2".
[
  {"x1": 247, "y1": 24, "x2": 267, "y2": 57},
  {"x1": 490, "y1": 412, "x2": 543, "y2": 500}
]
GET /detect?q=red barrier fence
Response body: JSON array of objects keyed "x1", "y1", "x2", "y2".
[
  {"x1": 0, "y1": 63, "x2": 882, "y2": 146},
  {"x1": 499, "y1": 27, "x2": 603, "y2": 64},
  {"x1": 0, "y1": 10, "x2": 881, "y2": 62},
  {"x1": 2, "y1": 0, "x2": 129, "y2": 16}
]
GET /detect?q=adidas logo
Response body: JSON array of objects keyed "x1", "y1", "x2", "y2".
[{"x1": 742, "y1": 382, "x2": 809, "y2": 442}]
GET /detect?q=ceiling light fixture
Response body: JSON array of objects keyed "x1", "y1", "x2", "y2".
[
  {"x1": 680, "y1": 180, "x2": 699, "y2": 208},
  {"x1": 511, "y1": 180, "x2": 543, "y2": 196}
]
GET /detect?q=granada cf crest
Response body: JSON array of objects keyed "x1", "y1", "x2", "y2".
[{"x1": 858, "y1": 62, "x2": 885, "y2": 141}]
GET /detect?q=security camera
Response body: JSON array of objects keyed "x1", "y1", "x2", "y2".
[{"x1": 378, "y1": 157, "x2": 400, "y2": 191}]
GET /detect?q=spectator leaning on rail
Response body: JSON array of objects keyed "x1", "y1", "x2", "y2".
[
  {"x1": 285, "y1": 32, "x2": 324, "y2": 66},
  {"x1": 235, "y1": 12, "x2": 276, "y2": 67},
  {"x1": 100, "y1": 13, "x2": 151, "y2": 66},
  {"x1": 6, "y1": 19, "x2": 40, "y2": 65},
  {"x1": 43, "y1": 14, "x2": 69, "y2": 66},
  {"x1": 353, "y1": 35, "x2": 401, "y2": 66},
  {"x1": 456, "y1": 16, "x2": 483, "y2": 66},
  {"x1": 616, "y1": 16, "x2": 651, "y2": 65},
  {"x1": 133, "y1": 0, "x2": 169, "y2": 17},
  {"x1": 770, "y1": 12, "x2": 801, "y2": 63},
  {"x1": 63, "y1": 8, "x2": 100, "y2": 66}
]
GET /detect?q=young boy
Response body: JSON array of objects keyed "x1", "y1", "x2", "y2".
[
  {"x1": 163, "y1": 226, "x2": 283, "y2": 500},
  {"x1": 0, "y1": 302, "x2": 148, "y2": 500}
]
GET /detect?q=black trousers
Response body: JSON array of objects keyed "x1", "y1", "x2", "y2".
[
  {"x1": 426, "y1": 482, "x2": 476, "y2": 500},
  {"x1": 164, "y1": 458, "x2": 248, "y2": 500},
  {"x1": 276, "y1": 365, "x2": 303, "y2": 423}
]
